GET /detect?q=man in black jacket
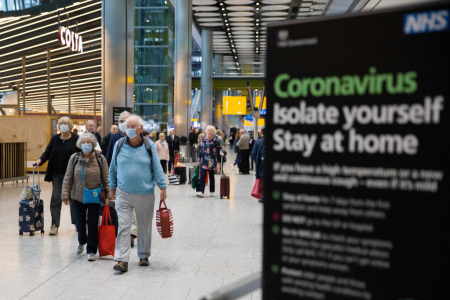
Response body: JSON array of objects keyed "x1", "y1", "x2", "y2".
[
  {"x1": 167, "y1": 129, "x2": 180, "y2": 172},
  {"x1": 86, "y1": 120, "x2": 101, "y2": 145},
  {"x1": 101, "y1": 124, "x2": 118, "y2": 154},
  {"x1": 188, "y1": 128, "x2": 197, "y2": 161}
]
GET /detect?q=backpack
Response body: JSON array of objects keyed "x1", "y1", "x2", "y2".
[{"x1": 114, "y1": 136, "x2": 154, "y2": 173}]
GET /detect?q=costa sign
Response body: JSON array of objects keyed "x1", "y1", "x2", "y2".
[{"x1": 58, "y1": 26, "x2": 83, "y2": 53}]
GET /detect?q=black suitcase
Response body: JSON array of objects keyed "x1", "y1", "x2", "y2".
[
  {"x1": 219, "y1": 157, "x2": 230, "y2": 199},
  {"x1": 174, "y1": 166, "x2": 187, "y2": 184},
  {"x1": 19, "y1": 166, "x2": 44, "y2": 236}
]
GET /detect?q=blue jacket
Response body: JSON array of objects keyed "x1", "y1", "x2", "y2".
[
  {"x1": 255, "y1": 144, "x2": 265, "y2": 179},
  {"x1": 252, "y1": 137, "x2": 265, "y2": 179},
  {"x1": 106, "y1": 132, "x2": 125, "y2": 165},
  {"x1": 251, "y1": 137, "x2": 264, "y2": 162},
  {"x1": 109, "y1": 136, "x2": 167, "y2": 195}
]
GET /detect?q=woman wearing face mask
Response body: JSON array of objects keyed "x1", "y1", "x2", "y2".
[
  {"x1": 196, "y1": 126, "x2": 224, "y2": 198},
  {"x1": 155, "y1": 132, "x2": 169, "y2": 173},
  {"x1": 34, "y1": 117, "x2": 78, "y2": 235},
  {"x1": 62, "y1": 133, "x2": 111, "y2": 261}
]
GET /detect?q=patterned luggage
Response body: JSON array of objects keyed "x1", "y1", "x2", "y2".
[{"x1": 19, "y1": 166, "x2": 44, "y2": 236}]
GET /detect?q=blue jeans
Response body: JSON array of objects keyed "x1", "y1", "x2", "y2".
[
  {"x1": 73, "y1": 200, "x2": 101, "y2": 254},
  {"x1": 234, "y1": 152, "x2": 241, "y2": 166}
]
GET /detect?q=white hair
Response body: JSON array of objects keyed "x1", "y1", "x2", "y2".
[
  {"x1": 206, "y1": 125, "x2": 216, "y2": 135},
  {"x1": 119, "y1": 111, "x2": 131, "y2": 119},
  {"x1": 125, "y1": 114, "x2": 145, "y2": 127},
  {"x1": 76, "y1": 132, "x2": 98, "y2": 149}
]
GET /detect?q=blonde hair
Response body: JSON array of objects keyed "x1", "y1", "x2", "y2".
[
  {"x1": 205, "y1": 125, "x2": 216, "y2": 136},
  {"x1": 198, "y1": 133, "x2": 205, "y2": 141},
  {"x1": 58, "y1": 116, "x2": 73, "y2": 130}
]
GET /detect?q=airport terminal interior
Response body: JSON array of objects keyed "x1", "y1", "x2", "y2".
[{"x1": 0, "y1": 0, "x2": 444, "y2": 299}]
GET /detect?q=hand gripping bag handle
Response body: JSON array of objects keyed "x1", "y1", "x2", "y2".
[
  {"x1": 101, "y1": 204, "x2": 112, "y2": 226},
  {"x1": 159, "y1": 199, "x2": 168, "y2": 211}
]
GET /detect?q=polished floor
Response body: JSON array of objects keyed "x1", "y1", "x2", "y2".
[{"x1": 0, "y1": 152, "x2": 262, "y2": 300}]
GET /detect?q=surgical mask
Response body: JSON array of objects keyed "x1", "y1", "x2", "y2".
[
  {"x1": 119, "y1": 122, "x2": 127, "y2": 132},
  {"x1": 126, "y1": 128, "x2": 137, "y2": 139},
  {"x1": 81, "y1": 143, "x2": 92, "y2": 154},
  {"x1": 60, "y1": 124, "x2": 69, "y2": 133}
]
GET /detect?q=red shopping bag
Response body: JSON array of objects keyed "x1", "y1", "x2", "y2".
[
  {"x1": 251, "y1": 178, "x2": 264, "y2": 199},
  {"x1": 98, "y1": 205, "x2": 116, "y2": 257},
  {"x1": 156, "y1": 200, "x2": 174, "y2": 238}
]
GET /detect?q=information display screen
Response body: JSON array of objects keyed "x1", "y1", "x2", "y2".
[
  {"x1": 223, "y1": 96, "x2": 247, "y2": 115},
  {"x1": 264, "y1": 3, "x2": 449, "y2": 299}
]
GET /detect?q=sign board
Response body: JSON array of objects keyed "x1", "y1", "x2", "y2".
[
  {"x1": 255, "y1": 96, "x2": 267, "y2": 110},
  {"x1": 58, "y1": 26, "x2": 83, "y2": 53},
  {"x1": 223, "y1": 96, "x2": 247, "y2": 115},
  {"x1": 264, "y1": 2, "x2": 449, "y2": 300},
  {"x1": 113, "y1": 107, "x2": 133, "y2": 125},
  {"x1": 244, "y1": 118, "x2": 265, "y2": 127}
]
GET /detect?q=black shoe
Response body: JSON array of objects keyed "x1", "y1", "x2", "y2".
[
  {"x1": 113, "y1": 261, "x2": 128, "y2": 272},
  {"x1": 139, "y1": 258, "x2": 150, "y2": 266}
]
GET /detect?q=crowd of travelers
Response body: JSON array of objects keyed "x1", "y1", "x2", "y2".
[{"x1": 33, "y1": 111, "x2": 265, "y2": 271}]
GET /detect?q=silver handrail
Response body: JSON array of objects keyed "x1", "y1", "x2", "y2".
[{"x1": 199, "y1": 273, "x2": 262, "y2": 300}]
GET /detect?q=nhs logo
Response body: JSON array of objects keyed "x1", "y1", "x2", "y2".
[{"x1": 404, "y1": 9, "x2": 449, "y2": 35}]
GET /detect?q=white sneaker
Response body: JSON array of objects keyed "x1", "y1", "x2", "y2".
[
  {"x1": 231, "y1": 164, "x2": 234, "y2": 170},
  {"x1": 210, "y1": 193, "x2": 215, "y2": 197},
  {"x1": 196, "y1": 192, "x2": 204, "y2": 198},
  {"x1": 76, "y1": 244, "x2": 85, "y2": 255},
  {"x1": 87, "y1": 253, "x2": 96, "y2": 261}
]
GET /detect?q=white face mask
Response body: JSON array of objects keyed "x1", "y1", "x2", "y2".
[
  {"x1": 60, "y1": 124, "x2": 70, "y2": 133},
  {"x1": 119, "y1": 122, "x2": 127, "y2": 132}
]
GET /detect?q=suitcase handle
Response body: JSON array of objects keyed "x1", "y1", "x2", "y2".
[{"x1": 32, "y1": 165, "x2": 40, "y2": 189}]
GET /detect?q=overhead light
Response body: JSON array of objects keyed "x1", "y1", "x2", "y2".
[
  {"x1": 228, "y1": 88, "x2": 231, "y2": 90},
  {"x1": 222, "y1": 8, "x2": 225, "y2": 10},
  {"x1": 256, "y1": 2, "x2": 259, "y2": 5},
  {"x1": 256, "y1": 23, "x2": 259, "y2": 26},
  {"x1": 223, "y1": 13, "x2": 227, "y2": 16},
  {"x1": 256, "y1": 8, "x2": 259, "y2": 10},
  {"x1": 227, "y1": 28, "x2": 230, "y2": 30},
  {"x1": 256, "y1": 19, "x2": 259, "y2": 21},
  {"x1": 146, "y1": 20, "x2": 150, "y2": 22},
  {"x1": 225, "y1": 20, "x2": 228, "y2": 22},
  {"x1": 220, "y1": 2, "x2": 223, "y2": 5},
  {"x1": 234, "y1": 56, "x2": 237, "y2": 59},
  {"x1": 255, "y1": 89, "x2": 258, "y2": 91}
]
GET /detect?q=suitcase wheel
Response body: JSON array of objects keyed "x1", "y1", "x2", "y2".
[
  {"x1": 19, "y1": 230, "x2": 23, "y2": 236},
  {"x1": 30, "y1": 231, "x2": 34, "y2": 236}
]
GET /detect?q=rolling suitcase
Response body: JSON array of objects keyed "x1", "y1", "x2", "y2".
[
  {"x1": 188, "y1": 166, "x2": 196, "y2": 184},
  {"x1": 19, "y1": 166, "x2": 44, "y2": 236},
  {"x1": 174, "y1": 166, "x2": 187, "y2": 184},
  {"x1": 220, "y1": 157, "x2": 230, "y2": 199}
]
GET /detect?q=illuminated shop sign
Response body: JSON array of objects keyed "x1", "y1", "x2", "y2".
[{"x1": 58, "y1": 26, "x2": 83, "y2": 53}]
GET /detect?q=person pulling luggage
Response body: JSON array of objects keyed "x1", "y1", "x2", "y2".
[
  {"x1": 62, "y1": 133, "x2": 111, "y2": 261},
  {"x1": 196, "y1": 125, "x2": 223, "y2": 198},
  {"x1": 34, "y1": 116, "x2": 78, "y2": 235}
]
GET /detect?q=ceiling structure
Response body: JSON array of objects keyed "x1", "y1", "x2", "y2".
[
  {"x1": 0, "y1": 0, "x2": 101, "y2": 114},
  {"x1": 191, "y1": 0, "x2": 426, "y2": 76}
]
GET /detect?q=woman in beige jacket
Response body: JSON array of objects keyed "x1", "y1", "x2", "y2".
[
  {"x1": 62, "y1": 133, "x2": 111, "y2": 261},
  {"x1": 155, "y1": 132, "x2": 170, "y2": 173}
]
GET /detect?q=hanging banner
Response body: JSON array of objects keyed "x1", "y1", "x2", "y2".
[
  {"x1": 264, "y1": 2, "x2": 449, "y2": 300},
  {"x1": 58, "y1": 26, "x2": 83, "y2": 53},
  {"x1": 223, "y1": 96, "x2": 247, "y2": 115}
]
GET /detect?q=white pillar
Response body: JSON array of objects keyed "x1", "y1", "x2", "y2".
[
  {"x1": 174, "y1": 0, "x2": 193, "y2": 138},
  {"x1": 200, "y1": 28, "x2": 213, "y2": 129},
  {"x1": 102, "y1": 0, "x2": 134, "y2": 135}
]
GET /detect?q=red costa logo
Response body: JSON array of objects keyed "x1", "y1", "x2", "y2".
[{"x1": 58, "y1": 26, "x2": 83, "y2": 53}]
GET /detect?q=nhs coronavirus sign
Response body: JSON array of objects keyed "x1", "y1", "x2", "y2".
[{"x1": 58, "y1": 26, "x2": 83, "y2": 53}]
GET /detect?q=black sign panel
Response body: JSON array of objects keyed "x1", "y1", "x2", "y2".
[
  {"x1": 264, "y1": 2, "x2": 450, "y2": 299},
  {"x1": 113, "y1": 107, "x2": 133, "y2": 125}
]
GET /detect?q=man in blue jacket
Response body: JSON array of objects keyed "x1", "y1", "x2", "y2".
[
  {"x1": 109, "y1": 115, "x2": 167, "y2": 272},
  {"x1": 106, "y1": 110, "x2": 131, "y2": 165},
  {"x1": 252, "y1": 128, "x2": 265, "y2": 202}
]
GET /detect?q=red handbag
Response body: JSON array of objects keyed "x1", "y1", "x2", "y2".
[
  {"x1": 156, "y1": 200, "x2": 174, "y2": 239},
  {"x1": 98, "y1": 205, "x2": 116, "y2": 257},
  {"x1": 251, "y1": 178, "x2": 264, "y2": 199}
]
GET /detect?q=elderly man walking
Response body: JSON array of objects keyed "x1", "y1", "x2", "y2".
[
  {"x1": 236, "y1": 129, "x2": 250, "y2": 174},
  {"x1": 109, "y1": 115, "x2": 167, "y2": 272}
]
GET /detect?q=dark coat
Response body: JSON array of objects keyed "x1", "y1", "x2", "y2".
[
  {"x1": 106, "y1": 132, "x2": 125, "y2": 165},
  {"x1": 39, "y1": 133, "x2": 78, "y2": 182},
  {"x1": 101, "y1": 132, "x2": 112, "y2": 155},
  {"x1": 167, "y1": 134, "x2": 180, "y2": 153},
  {"x1": 93, "y1": 131, "x2": 102, "y2": 145},
  {"x1": 189, "y1": 132, "x2": 197, "y2": 145},
  {"x1": 252, "y1": 137, "x2": 265, "y2": 178}
]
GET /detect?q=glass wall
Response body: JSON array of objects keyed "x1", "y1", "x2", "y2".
[
  {"x1": 134, "y1": 0, "x2": 175, "y2": 132},
  {"x1": 0, "y1": 0, "x2": 37, "y2": 11}
]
